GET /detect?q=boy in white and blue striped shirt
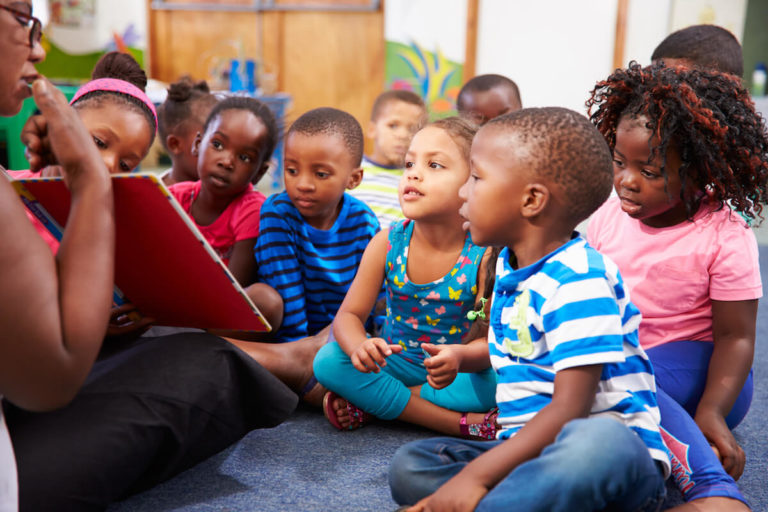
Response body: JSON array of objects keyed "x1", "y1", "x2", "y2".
[{"x1": 389, "y1": 107, "x2": 670, "y2": 512}]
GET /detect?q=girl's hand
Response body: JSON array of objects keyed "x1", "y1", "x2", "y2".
[
  {"x1": 106, "y1": 303, "x2": 155, "y2": 340},
  {"x1": 350, "y1": 337, "x2": 402, "y2": 373},
  {"x1": 695, "y1": 407, "x2": 745, "y2": 480},
  {"x1": 422, "y1": 343, "x2": 460, "y2": 389},
  {"x1": 20, "y1": 78, "x2": 108, "y2": 191}
]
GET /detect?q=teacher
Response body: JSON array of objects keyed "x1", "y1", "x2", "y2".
[
  {"x1": 1, "y1": 3, "x2": 297, "y2": 511},
  {"x1": 1, "y1": 1, "x2": 115, "y2": 510}
]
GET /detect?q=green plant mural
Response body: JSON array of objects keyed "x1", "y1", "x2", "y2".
[{"x1": 385, "y1": 40, "x2": 463, "y2": 119}]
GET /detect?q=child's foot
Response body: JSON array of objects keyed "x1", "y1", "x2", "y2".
[
  {"x1": 323, "y1": 391, "x2": 372, "y2": 431},
  {"x1": 459, "y1": 408, "x2": 499, "y2": 440}
]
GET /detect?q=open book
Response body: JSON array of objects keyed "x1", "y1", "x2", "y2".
[{"x1": 11, "y1": 172, "x2": 270, "y2": 333}]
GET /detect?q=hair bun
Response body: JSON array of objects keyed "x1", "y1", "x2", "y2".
[
  {"x1": 91, "y1": 51, "x2": 148, "y2": 92},
  {"x1": 167, "y1": 76, "x2": 211, "y2": 102}
]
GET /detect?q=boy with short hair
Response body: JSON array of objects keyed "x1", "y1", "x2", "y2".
[
  {"x1": 456, "y1": 74, "x2": 522, "y2": 126},
  {"x1": 389, "y1": 107, "x2": 670, "y2": 511},
  {"x1": 348, "y1": 90, "x2": 427, "y2": 229},
  {"x1": 651, "y1": 24, "x2": 743, "y2": 77},
  {"x1": 254, "y1": 107, "x2": 379, "y2": 342}
]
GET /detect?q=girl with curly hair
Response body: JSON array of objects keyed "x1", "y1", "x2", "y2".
[{"x1": 586, "y1": 61, "x2": 768, "y2": 511}]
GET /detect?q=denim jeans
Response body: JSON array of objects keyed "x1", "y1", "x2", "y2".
[{"x1": 389, "y1": 417, "x2": 667, "y2": 512}]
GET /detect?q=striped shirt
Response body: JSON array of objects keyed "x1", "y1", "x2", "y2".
[
  {"x1": 348, "y1": 157, "x2": 404, "y2": 230},
  {"x1": 254, "y1": 192, "x2": 379, "y2": 341},
  {"x1": 489, "y1": 236, "x2": 670, "y2": 477}
]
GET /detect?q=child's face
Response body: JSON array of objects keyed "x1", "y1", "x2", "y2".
[
  {"x1": 459, "y1": 124, "x2": 529, "y2": 247},
  {"x1": 194, "y1": 109, "x2": 269, "y2": 199},
  {"x1": 613, "y1": 116, "x2": 687, "y2": 228},
  {"x1": 399, "y1": 126, "x2": 469, "y2": 222},
  {"x1": 172, "y1": 121, "x2": 203, "y2": 180},
  {"x1": 283, "y1": 131, "x2": 362, "y2": 230},
  {"x1": 77, "y1": 102, "x2": 154, "y2": 174},
  {"x1": 369, "y1": 100, "x2": 426, "y2": 167},
  {"x1": 170, "y1": 105, "x2": 213, "y2": 181},
  {"x1": 459, "y1": 86, "x2": 521, "y2": 126}
]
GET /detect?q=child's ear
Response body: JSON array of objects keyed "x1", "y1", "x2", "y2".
[
  {"x1": 346, "y1": 167, "x2": 364, "y2": 190},
  {"x1": 166, "y1": 135, "x2": 182, "y2": 155},
  {"x1": 190, "y1": 132, "x2": 202, "y2": 156},
  {"x1": 367, "y1": 120, "x2": 378, "y2": 140},
  {"x1": 521, "y1": 183, "x2": 550, "y2": 218}
]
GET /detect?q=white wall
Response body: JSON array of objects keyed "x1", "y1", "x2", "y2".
[{"x1": 476, "y1": 0, "x2": 674, "y2": 115}]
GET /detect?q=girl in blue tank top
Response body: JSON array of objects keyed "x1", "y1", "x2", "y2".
[{"x1": 313, "y1": 118, "x2": 499, "y2": 439}]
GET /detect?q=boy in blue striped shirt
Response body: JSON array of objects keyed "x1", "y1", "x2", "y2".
[
  {"x1": 389, "y1": 107, "x2": 670, "y2": 511},
  {"x1": 254, "y1": 107, "x2": 379, "y2": 342}
]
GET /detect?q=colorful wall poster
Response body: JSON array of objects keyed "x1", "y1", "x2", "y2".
[{"x1": 384, "y1": 0, "x2": 467, "y2": 118}]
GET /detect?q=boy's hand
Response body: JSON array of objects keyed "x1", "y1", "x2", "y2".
[
  {"x1": 405, "y1": 473, "x2": 488, "y2": 511},
  {"x1": 20, "y1": 78, "x2": 108, "y2": 191},
  {"x1": 695, "y1": 407, "x2": 745, "y2": 479},
  {"x1": 422, "y1": 343, "x2": 460, "y2": 389},
  {"x1": 350, "y1": 337, "x2": 402, "y2": 373}
]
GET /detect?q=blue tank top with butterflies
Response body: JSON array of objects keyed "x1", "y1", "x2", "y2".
[{"x1": 383, "y1": 219, "x2": 485, "y2": 365}]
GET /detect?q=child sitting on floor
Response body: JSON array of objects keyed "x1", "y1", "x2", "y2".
[
  {"x1": 157, "y1": 76, "x2": 218, "y2": 187},
  {"x1": 168, "y1": 96, "x2": 283, "y2": 328},
  {"x1": 349, "y1": 90, "x2": 427, "y2": 229},
  {"x1": 251, "y1": 107, "x2": 380, "y2": 342},
  {"x1": 586, "y1": 62, "x2": 768, "y2": 511},
  {"x1": 389, "y1": 107, "x2": 670, "y2": 511},
  {"x1": 314, "y1": 117, "x2": 498, "y2": 438},
  {"x1": 456, "y1": 73, "x2": 522, "y2": 126}
]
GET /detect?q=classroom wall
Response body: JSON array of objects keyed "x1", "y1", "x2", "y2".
[
  {"x1": 147, "y1": 1, "x2": 384, "y2": 140},
  {"x1": 475, "y1": 0, "x2": 619, "y2": 114},
  {"x1": 474, "y1": 0, "x2": 754, "y2": 114},
  {"x1": 146, "y1": 0, "x2": 761, "y2": 141}
]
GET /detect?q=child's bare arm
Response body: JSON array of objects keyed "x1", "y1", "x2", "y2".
[
  {"x1": 410, "y1": 364, "x2": 602, "y2": 512},
  {"x1": 333, "y1": 230, "x2": 391, "y2": 363},
  {"x1": 696, "y1": 298, "x2": 756, "y2": 480},
  {"x1": 227, "y1": 237, "x2": 258, "y2": 286},
  {"x1": 0, "y1": 78, "x2": 114, "y2": 411}
]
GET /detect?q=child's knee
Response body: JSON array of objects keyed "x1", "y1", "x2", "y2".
[
  {"x1": 246, "y1": 283, "x2": 284, "y2": 330},
  {"x1": 312, "y1": 341, "x2": 349, "y2": 386}
]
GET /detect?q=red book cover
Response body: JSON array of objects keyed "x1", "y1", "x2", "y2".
[{"x1": 11, "y1": 173, "x2": 270, "y2": 333}]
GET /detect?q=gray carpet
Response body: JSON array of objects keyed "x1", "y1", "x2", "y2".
[{"x1": 108, "y1": 248, "x2": 768, "y2": 512}]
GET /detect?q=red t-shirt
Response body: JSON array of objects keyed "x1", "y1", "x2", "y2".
[{"x1": 169, "y1": 180, "x2": 265, "y2": 264}]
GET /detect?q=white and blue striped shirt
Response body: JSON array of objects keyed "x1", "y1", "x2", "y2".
[{"x1": 489, "y1": 236, "x2": 670, "y2": 477}]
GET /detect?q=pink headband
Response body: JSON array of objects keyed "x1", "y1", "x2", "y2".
[{"x1": 71, "y1": 78, "x2": 158, "y2": 133}]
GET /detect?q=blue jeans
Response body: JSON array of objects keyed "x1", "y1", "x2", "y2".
[{"x1": 389, "y1": 417, "x2": 667, "y2": 512}]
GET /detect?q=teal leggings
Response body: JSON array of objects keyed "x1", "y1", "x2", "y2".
[{"x1": 313, "y1": 341, "x2": 497, "y2": 420}]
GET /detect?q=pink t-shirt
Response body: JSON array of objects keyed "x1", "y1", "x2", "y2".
[
  {"x1": 7, "y1": 170, "x2": 60, "y2": 253},
  {"x1": 169, "y1": 180, "x2": 265, "y2": 265},
  {"x1": 587, "y1": 196, "x2": 762, "y2": 349}
]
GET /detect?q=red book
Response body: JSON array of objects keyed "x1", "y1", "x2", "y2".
[{"x1": 11, "y1": 173, "x2": 270, "y2": 333}]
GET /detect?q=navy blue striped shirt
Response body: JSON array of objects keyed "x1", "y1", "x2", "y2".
[{"x1": 255, "y1": 192, "x2": 379, "y2": 341}]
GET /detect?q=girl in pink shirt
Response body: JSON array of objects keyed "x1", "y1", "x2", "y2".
[
  {"x1": 169, "y1": 96, "x2": 283, "y2": 329},
  {"x1": 587, "y1": 62, "x2": 768, "y2": 510}
]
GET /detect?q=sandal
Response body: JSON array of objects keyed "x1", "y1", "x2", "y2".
[
  {"x1": 459, "y1": 407, "x2": 499, "y2": 440},
  {"x1": 322, "y1": 391, "x2": 372, "y2": 431}
]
